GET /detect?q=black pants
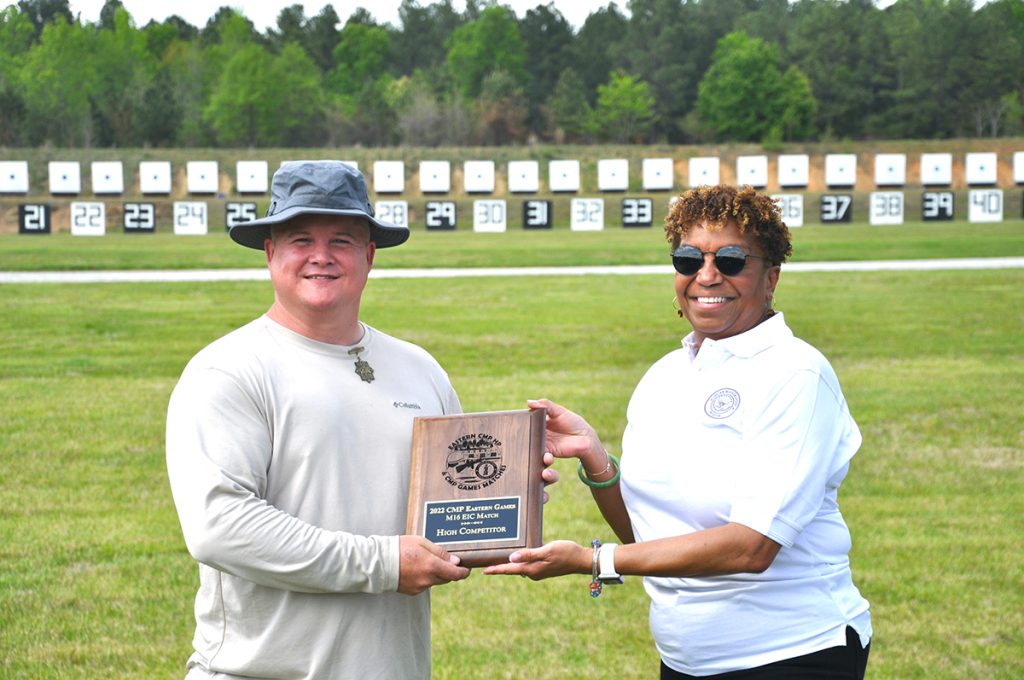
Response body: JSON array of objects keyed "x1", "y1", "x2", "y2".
[{"x1": 660, "y1": 627, "x2": 870, "y2": 680}]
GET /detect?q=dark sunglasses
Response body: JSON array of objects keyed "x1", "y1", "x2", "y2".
[{"x1": 671, "y1": 245, "x2": 763, "y2": 276}]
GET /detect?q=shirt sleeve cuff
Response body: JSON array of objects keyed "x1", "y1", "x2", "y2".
[
  {"x1": 382, "y1": 534, "x2": 401, "y2": 592},
  {"x1": 730, "y1": 512, "x2": 800, "y2": 548}
]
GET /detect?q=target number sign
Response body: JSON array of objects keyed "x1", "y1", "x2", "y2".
[
  {"x1": 522, "y1": 200, "x2": 552, "y2": 229},
  {"x1": 771, "y1": 194, "x2": 804, "y2": 227},
  {"x1": 621, "y1": 198, "x2": 653, "y2": 227},
  {"x1": 571, "y1": 198, "x2": 604, "y2": 231},
  {"x1": 425, "y1": 201, "x2": 457, "y2": 230},
  {"x1": 473, "y1": 200, "x2": 507, "y2": 232},
  {"x1": 375, "y1": 201, "x2": 409, "y2": 228},
  {"x1": 70, "y1": 202, "x2": 106, "y2": 236},
  {"x1": 820, "y1": 195, "x2": 852, "y2": 223},
  {"x1": 174, "y1": 201, "x2": 208, "y2": 235},
  {"x1": 19, "y1": 204, "x2": 51, "y2": 234},
  {"x1": 869, "y1": 192, "x2": 904, "y2": 226},
  {"x1": 226, "y1": 202, "x2": 258, "y2": 229},
  {"x1": 921, "y1": 192, "x2": 954, "y2": 221},
  {"x1": 968, "y1": 189, "x2": 1003, "y2": 223},
  {"x1": 123, "y1": 203, "x2": 156, "y2": 232}
]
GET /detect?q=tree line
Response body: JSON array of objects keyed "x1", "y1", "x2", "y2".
[{"x1": 1, "y1": 0, "x2": 1022, "y2": 149}]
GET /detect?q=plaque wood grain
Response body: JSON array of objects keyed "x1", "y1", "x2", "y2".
[{"x1": 406, "y1": 409, "x2": 545, "y2": 567}]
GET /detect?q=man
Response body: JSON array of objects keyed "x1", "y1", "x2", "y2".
[{"x1": 166, "y1": 161, "x2": 470, "y2": 680}]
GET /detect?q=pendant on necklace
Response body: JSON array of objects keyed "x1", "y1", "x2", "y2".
[{"x1": 348, "y1": 346, "x2": 375, "y2": 383}]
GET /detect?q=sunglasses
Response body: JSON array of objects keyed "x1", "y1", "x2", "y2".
[{"x1": 671, "y1": 245, "x2": 763, "y2": 276}]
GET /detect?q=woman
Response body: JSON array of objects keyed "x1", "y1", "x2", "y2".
[{"x1": 485, "y1": 185, "x2": 871, "y2": 679}]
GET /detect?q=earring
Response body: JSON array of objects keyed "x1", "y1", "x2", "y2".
[{"x1": 672, "y1": 296, "x2": 684, "y2": 318}]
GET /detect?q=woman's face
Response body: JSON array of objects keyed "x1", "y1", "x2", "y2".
[{"x1": 674, "y1": 220, "x2": 780, "y2": 346}]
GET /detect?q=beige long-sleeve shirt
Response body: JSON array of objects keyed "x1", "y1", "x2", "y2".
[{"x1": 167, "y1": 316, "x2": 460, "y2": 679}]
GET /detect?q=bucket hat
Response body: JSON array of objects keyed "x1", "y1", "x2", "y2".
[{"x1": 229, "y1": 160, "x2": 408, "y2": 249}]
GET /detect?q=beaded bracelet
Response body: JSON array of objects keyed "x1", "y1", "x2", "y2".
[
  {"x1": 578, "y1": 453, "x2": 621, "y2": 489},
  {"x1": 589, "y1": 539, "x2": 603, "y2": 598}
]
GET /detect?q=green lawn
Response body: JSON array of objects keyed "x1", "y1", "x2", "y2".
[
  {"x1": 1, "y1": 219, "x2": 1023, "y2": 271},
  {"x1": 1, "y1": 228, "x2": 1022, "y2": 678}
]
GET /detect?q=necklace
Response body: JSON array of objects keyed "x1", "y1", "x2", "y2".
[{"x1": 348, "y1": 346, "x2": 375, "y2": 383}]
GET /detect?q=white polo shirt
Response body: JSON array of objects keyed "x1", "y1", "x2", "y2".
[{"x1": 620, "y1": 313, "x2": 871, "y2": 675}]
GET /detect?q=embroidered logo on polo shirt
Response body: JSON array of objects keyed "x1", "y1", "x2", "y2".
[{"x1": 705, "y1": 388, "x2": 740, "y2": 419}]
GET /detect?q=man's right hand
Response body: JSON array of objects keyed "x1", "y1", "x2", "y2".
[{"x1": 397, "y1": 535, "x2": 471, "y2": 595}]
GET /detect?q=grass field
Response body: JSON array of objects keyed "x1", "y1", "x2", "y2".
[
  {"x1": 1, "y1": 224, "x2": 1022, "y2": 678},
  {"x1": 1, "y1": 219, "x2": 1023, "y2": 271}
]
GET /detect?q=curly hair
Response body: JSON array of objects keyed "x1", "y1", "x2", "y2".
[{"x1": 664, "y1": 185, "x2": 793, "y2": 266}]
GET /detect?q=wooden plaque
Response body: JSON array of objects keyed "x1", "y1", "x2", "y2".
[{"x1": 406, "y1": 409, "x2": 545, "y2": 567}]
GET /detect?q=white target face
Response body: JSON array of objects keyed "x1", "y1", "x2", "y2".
[
  {"x1": 824, "y1": 154, "x2": 857, "y2": 188},
  {"x1": 919, "y1": 153, "x2": 952, "y2": 186},
  {"x1": 91, "y1": 162, "x2": 124, "y2": 195},
  {"x1": 597, "y1": 159, "x2": 629, "y2": 191},
  {"x1": 419, "y1": 161, "x2": 451, "y2": 193},
  {"x1": 187, "y1": 161, "x2": 218, "y2": 194},
  {"x1": 49, "y1": 161, "x2": 81, "y2": 194},
  {"x1": 508, "y1": 161, "x2": 539, "y2": 193},
  {"x1": 688, "y1": 157, "x2": 720, "y2": 187},
  {"x1": 736, "y1": 156, "x2": 768, "y2": 188},
  {"x1": 140, "y1": 161, "x2": 172, "y2": 194},
  {"x1": 373, "y1": 161, "x2": 405, "y2": 194},
  {"x1": 464, "y1": 161, "x2": 495, "y2": 193},
  {"x1": 642, "y1": 158, "x2": 674, "y2": 191},
  {"x1": 236, "y1": 161, "x2": 268, "y2": 193},
  {"x1": 873, "y1": 154, "x2": 906, "y2": 187},
  {"x1": 0, "y1": 161, "x2": 29, "y2": 193},
  {"x1": 549, "y1": 160, "x2": 580, "y2": 193},
  {"x1": 964, "y1": 152, "x2": 997, "y2": 186},
  {"x1": 777, "y1": 155, "x2": 809, "y2": 188}
]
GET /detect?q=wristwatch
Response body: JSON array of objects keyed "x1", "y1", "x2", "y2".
[{"x1": 597, "y1": 543, "x2": 624, "y2": 585}]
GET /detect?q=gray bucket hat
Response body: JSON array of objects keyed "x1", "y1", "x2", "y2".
[{"x1": 229, "y1": 160, "x2": 409, "y2": 249}]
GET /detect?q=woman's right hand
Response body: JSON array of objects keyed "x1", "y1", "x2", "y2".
[
  {"x1": 527, "y1": 399, "x2": 607, "y2": 472},
  {"x1": 482, "y1": 540, "x2": 591, "y2": 580}
]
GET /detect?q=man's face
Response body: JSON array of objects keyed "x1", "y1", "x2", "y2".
[{"x1": 264, "y1": 214, "x2": 376, "y2": 321}]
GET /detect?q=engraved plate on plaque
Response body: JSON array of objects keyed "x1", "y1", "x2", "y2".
[{"x1": 406, "y1": 409, "x2": 545, "y2": 568}]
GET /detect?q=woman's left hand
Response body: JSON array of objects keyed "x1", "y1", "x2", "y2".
[
  {"x1": 483, "y1": 540, "x2": 590, "y2": 580},
  {"x1": 541, "y1": 451, "x2": 559, "y2": 504}
]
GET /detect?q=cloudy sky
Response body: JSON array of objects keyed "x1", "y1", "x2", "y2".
[{"x1": 66, "y1": 1, "x2": 621, "y2": 31}]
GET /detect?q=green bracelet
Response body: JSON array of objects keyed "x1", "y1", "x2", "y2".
[{"x1": 578, "y1": 453, "x2": 621, "y2": 488}]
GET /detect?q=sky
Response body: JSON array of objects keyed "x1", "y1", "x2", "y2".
[{"x1": 65, "y1": 1, "x2": 620, "y2": 32}]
